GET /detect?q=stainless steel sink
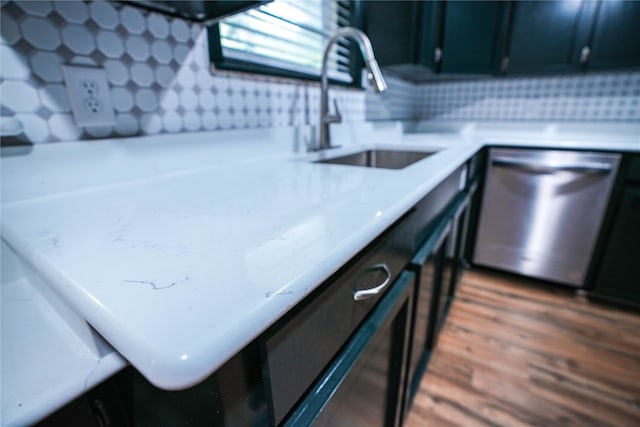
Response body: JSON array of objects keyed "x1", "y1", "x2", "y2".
[{"x1": 316, "y1": 149, "x2": 435, "y2": 170}]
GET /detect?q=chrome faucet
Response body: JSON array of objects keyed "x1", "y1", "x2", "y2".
[{"x1": 317, "y1": 27, "x2": 387, "y2": 151}]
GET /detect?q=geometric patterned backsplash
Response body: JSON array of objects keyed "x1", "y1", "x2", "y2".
[
  {"x1": 1, "y1": 1, "x2": 638, "y2": 144},
  {"x1": 420, "y1": 71, "x2": 640, "y2": 122},
  {"x1": 0, "y1": 0, "x2": 384, "y2": 143}
]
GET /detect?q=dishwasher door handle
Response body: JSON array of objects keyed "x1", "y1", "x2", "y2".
[{"x1": 492, "y1": 157, "x2": 613, "y2": 174}]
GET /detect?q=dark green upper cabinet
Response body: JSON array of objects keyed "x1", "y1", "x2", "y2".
[
  {"x1": 587, "y1": 1, "x2": 640, "y2": 70},
  {"x1": 364, "y1": 1, "x2": 421, "y2": 69},
  {"x1": 415, "y1": 0, "x2": 445, "y2": 72},
  {"x1": 363, "y1": 0, "x2": 639, "y2": 80},
  {"x1": 506, "y1": 0, "x2": 640, "y2": 75},
  {"x1": 506, "y1": 0, "x2": 595, "y2": 74},
  {"x1": 364, "y1": 0, "x2": 508, "y2": 79},
  {"x1": 439, "y1": 1, "x2": 510, "y2": 74}
]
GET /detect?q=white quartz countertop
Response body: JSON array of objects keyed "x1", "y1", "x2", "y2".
[
  {"x1": 2, "y1": 140, "x2": 479, "y2": 390},
  {"x1": 2, "y1": 121, "x2": 639, "y2": 409}
]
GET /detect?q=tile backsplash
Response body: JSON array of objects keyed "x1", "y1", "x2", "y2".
[
  {"x1": 1, "y1": 0, "x2": 410, "y2": 143},
  {"x1": 419, "y1": 71, "x2": 640, "y2": 122},
  {"x1": 0, "y1": 0, "x2": 638, "y2": 144}
]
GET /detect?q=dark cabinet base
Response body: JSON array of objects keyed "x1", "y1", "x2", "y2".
[
  {"x1": 591, "y1": 187, "x2": 640, "y2": 306},
  {"x1": 285, "y1": 272, "x2": 415, "y2": 427},
  {"x1": 37, "y1": 344, "x2": 267, "y2": 427}
]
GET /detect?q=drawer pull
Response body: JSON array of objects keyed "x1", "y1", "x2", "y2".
[{"x1": 353, "y1": 263, "x2": 391, "y2": 301}]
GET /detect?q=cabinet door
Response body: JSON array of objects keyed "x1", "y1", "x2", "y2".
[
  {"x1": 507, "y1": 0, "x2": 595, "y2": 74},
  {"x1": 407, "y1": 218, "x2": 451, "y2": 403},
  {"x1": 35, "y1": 396, "x2": 106, "y2": 427},
  {"x1": 416, "y1": 0, "x2": 445, "y2": 71},
  {"x1": 284, "y1": 272, "x2": 415, "y2": 427},
  {"x1": 36, "y1": 374, "x2": 131, "y2": 427},
  {"x1": 434, "y1": 226, "x2": 456, "y2": 340},
  {"x1": 364, "y1": 1, "x2": 420, "y2": 67},
  {"x1": 465, "y1": 153, "x2": 487, "y2": 264},
  {"x1": 592, "y1": 187, "x2": 640, "y2": 304},
  {"x1": 445, "y1": 188, "x2": 474, "y2": 299},
  {"x1": 265, "y1": 221, "x2": 410, "y2": 425},
  {"x1": 440, "y1": 1, "x2": 509, "y2": 74},
  {"x1": 587, "y1": 1, "x2": 640, "y2": 70}
]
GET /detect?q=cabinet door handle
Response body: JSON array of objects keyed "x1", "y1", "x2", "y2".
[
  {"x1": 353, "y1": 263, "x2": 391, "y2": 301},
  {"x1": 500, "y1": 56, "x2": 510, "y2": 73},
  {"x1": 92, "y1": 399, "x2": 111, "y2": 427},
  {"x1": 580, "y1": 46, "x2": 590, "y2": 64},
  {"x1": 434, "y1": 47, "x2": 443, "y2": 63}
]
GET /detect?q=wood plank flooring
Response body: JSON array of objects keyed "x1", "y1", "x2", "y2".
[{"x1": 405, "y1": 269, "x2": 640, "y2": 427}]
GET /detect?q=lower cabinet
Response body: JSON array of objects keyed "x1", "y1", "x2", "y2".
[
  {"x1": 263, "y1": 213, "x2": 413, "y2": 425},
  {"x1": 284, "y1": 271, "x2": 415, "y2": 427},
  {"x1": 404, "y1": 177, "x2": 478, "y2": 406},
  {"x1": 39, "y1": 353, "x2": 263, "y2": 427},
  {"x1": 34, "y1": 378, "x2": 131, "y2": 427},
  {"x1": 447, "y1": 181, "x2": 477, "y2": 298},
  {"x1": 406, "y1": 216, "x2": 451, "y2": 403},
  {"x1": 590, "y1": 159, "x2": 640, "y2": 306}
]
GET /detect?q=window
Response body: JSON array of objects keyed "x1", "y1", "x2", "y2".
[{"x1": 208, "y1": 0, "x2": 361, "y2": 86}]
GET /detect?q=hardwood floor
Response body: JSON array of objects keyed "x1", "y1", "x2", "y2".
[{"x1": 405, "y1": 269, "x2": 640, "y2": 427}]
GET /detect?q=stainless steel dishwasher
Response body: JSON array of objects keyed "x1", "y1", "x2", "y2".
[{"x1": 474, "y1": 148, "x2": 620, "y2": 287}]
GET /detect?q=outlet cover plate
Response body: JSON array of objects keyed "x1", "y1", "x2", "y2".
[{"x1": 62, "y1": 65, "x2": 115, "y2": 127}]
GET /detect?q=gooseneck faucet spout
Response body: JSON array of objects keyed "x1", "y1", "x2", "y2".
[{"x1": 318, "y1": 27, "x2": 387, "y2": 151}]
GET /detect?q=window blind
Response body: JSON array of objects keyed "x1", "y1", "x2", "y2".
[{"x1": 218, "y1": 0, "x2": 355, "y2": 83}]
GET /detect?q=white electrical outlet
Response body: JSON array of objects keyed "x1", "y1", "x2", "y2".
[{"x1": 62, "y1": 65, "x2": 115, "y2": 127}]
